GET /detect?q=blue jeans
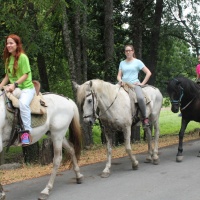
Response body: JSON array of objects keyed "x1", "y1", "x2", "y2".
[{"x1": 19, "y1": 88, "x2": 35, "y2": 133}]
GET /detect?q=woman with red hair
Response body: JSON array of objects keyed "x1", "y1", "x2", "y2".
[{"x1": 0, "y1": 34, "x2": 35, "y2": 145}]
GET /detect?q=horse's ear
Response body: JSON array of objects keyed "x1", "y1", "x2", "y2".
[
  {"x1": 89, "y1": 80, "x2": 93, "y2": 87},
  {"x1": 72, "y1": 81, "x2": 80, "y2": 91}
]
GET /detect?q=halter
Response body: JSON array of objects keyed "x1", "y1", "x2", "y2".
[
  {"x1": 83, "y1": 90, "x2": 98, "y2": 120},
  {"x1": 83, "y1": 86, "x2": 121, "y2": 120},
  {"x1": 170, "y1": 85, "x2": 184, "y2": 105},
  {"x1": 170, "y1": 79, "x2": 196, "y2": 111}
]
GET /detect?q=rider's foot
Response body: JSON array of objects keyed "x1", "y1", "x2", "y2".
[
  {"x1": 142, "y1": 118, "x2": 150, "y2": 128},
  {"x1": 20, "y1": 132, "x2": 30, "y2": 145}
]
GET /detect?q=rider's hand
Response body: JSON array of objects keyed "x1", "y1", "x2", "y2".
[
  {"x1": 119, "y1": 80, "x2": 124, "y2": 86},
  {"x1": 6, "y1": 84, "x2": 15, "y2": 92}
]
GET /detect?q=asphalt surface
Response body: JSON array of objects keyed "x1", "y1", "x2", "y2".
[{"x1": 4, "y1": 139, "x2": 200, "y2": 200}]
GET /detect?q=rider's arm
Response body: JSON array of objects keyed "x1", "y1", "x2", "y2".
[
  {"x1": 6, "y1": 73, "x2": 28, "y2": 92},
  {"x1": 0, "y1": 74, "x2": 9, "y2": 89},
  {"x1": 117, "y1": 70, "x2": 123, "y2": 82},
  {"x1": 140, "y1": 66, "x2": 151, "y2": 85}
]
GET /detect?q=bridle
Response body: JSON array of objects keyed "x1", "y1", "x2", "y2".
[
  {"x1": 170, "y1": 85, "x2": 184, "y2": 106},
  {"x1": 170, "y1": 79, "x2": 196, "y2": 111},
  {"x1": 83, "y1": 90, "x2": 98, "y2": 120},
  {"x1": 83, "y1": 86, "x2": 121, "y2": 120}
]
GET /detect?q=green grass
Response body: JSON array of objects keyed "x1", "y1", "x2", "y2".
[
  {"x1": 92, "y1": 108, "x2": 200, "y2": 143},
  {"x1": 159, "y1": 109, "x2": 199, "y2": 135}
]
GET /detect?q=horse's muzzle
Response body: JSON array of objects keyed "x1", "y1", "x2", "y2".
[
  {"x1": 83, "y1": 117, "x2": 95, "y2": 126},
  {"x1": 171, "y1": 105, "x2": 179, "y2": 113}
]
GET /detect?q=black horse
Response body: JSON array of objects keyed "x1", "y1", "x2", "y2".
[{"x1": 166, "y1": 76, "x2": 200, "y2": 162}]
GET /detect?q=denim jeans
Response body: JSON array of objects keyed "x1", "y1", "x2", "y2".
[{"x1": 19, "y1": 88, "x2": 36, "y2": 133}]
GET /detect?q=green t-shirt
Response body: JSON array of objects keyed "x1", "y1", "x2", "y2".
[{"x1": 6, "y1": 53, "x2": 34, "y2": 89}]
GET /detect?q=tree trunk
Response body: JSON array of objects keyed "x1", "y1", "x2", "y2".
[
  {"x1": 148, "y1": 0, "x2": 164, "y2": 85},
  {"x1": 40, "y1": 137, "x2": 53, "y2": 165},
  {"x1": 81, "y1": 0, "x2": 88, "y2": 82},
  {"x1": 130, "y1": 1, "x2": 144, "y2": 59},
  {"x1": 62, "y1": 2, "x2": 93, "y2": 147},
  {"x1": 62, "y1": 5, "x2": 76, "y2": 86},
  {"x1": 37, "y1": 53, "x2": 50, "y2": 92},
  {"x1": 0, "y1": 149, "x2": 5, "y2": 165},
  {"x1": 104, "y1": 0, "x2": 114, "y2": 82},
  {"x1": 131, "y1": 125, "x2": 141, "y2": 142},
  {"x1": 22, "y1": 142, "x2": 40, "y2": 164},
  {"x1": 73, "y1": 4, "x2": 82, "y2": 84}
]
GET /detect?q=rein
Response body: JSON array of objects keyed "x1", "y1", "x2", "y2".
[
  {"x1": 0, "y1": 90, "x2": 5, "y2": 97},
  {"x1": 83, "y1": 86, "x2": 122, "y2": 120},
  {"x1": 181, "y1": 96, "x2": 196, "y2": 111}
]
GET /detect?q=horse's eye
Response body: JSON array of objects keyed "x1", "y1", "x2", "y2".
[{"x1": 88, "y1": 99, "x2": 92, "y2": 103}]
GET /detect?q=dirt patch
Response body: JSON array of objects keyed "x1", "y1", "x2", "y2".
[{"x1": 0, "y1": 131, "x2": 200, "y2": 185}]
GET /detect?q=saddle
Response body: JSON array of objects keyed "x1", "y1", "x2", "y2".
[
  {"x1": 121, "y1": 83, "x2": 151, "y2": 125},
  {"x1": 4, "y1": 80, "x2": 47, "y2": 115}
]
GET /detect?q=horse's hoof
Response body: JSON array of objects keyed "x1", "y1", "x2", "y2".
[
  {"x1": 76, "y1": 176, "x2": 83, "y2": 184},
  {"x1": 132, "y1": 163, "x2": 139, "y2": 170},
  {"x1": 176, "y1": 156, "x2": 183, "y2": 162},
  {"x1": 0, "y1": 193, "x2": 5, "y2": 200},
  {"x1": 38, "y1": 193, "x2": 49, "y2": 200},
  {"x1": 153, "y1": 158, "x2": 160, "y2": 165},
  {"x1": 101, "y1": 172, "x2": 110, "y2": 178}
]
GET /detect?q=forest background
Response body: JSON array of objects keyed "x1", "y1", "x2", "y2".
[{"x1": 0, "y1": 0, "x2": 200, "y2": 147}]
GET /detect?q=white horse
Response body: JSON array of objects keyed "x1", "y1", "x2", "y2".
[
  {"x1": 73, "y1": 79, "x2": 163, "y2": 178},
  {"x1": 0, "y1": 91, "x2": 83, "y2": 200}
]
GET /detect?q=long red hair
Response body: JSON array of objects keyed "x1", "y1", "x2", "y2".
[{"x1": 3, "y1": 34, "x2": 25, "y2": 75}]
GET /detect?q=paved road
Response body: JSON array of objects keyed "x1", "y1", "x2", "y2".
[{"x1": 4, "y1": 140, "x2": 200, "y2": 200}]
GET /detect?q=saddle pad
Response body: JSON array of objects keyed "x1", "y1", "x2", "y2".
[
  {"x1": 122, "y1": 83, "x2": 150, "y2": 104},
  {"x1": 6, "y1": 109, "x2": 47, "y2": 128},
  {"x1": 5, "y1": 88, "x2": 46, "y2": 115}
]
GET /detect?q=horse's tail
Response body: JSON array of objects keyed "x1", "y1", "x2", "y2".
[{"x1": 68, "y1": 102, "x2": 82, "y2": 160}]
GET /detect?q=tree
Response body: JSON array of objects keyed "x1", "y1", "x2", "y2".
[{"x1": 148, "y1": 0, "x2": 164, "y2": 85}]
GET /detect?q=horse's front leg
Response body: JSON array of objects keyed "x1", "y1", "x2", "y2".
[
  {"x1": 38, "y1": 140, "x2": 63, "y2": 200},
  {"x1": 101, "y1": 133, "x2": 112, "y2": 178},
  {"x1": 176, "y1": 118, "x2": 190, "y2": 162},
  {"x1": 125, "y1": 126, "x2": 139, "y2": 170},
  {"x1": 0, "y1": 184, "x2": 5, "y2": 200}
]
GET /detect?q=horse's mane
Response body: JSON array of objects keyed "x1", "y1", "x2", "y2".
[
  {"x1": 76, "y1": 79, "x2": 118, "y2": 107},
  {"x1": 172, "y1": 76, "x2": 200, "y2": 97}
]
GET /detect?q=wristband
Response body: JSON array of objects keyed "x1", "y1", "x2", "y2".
[{"x1": 14, "y1": 82, "x2": 18, "y2": 88}]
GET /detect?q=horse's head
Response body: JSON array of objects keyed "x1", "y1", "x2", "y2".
[
  {"x1": 166, "y1": 78, "x2": 183, "y2": 113},
  {"x1": 73, "y1": 80, "x2": 98, "y2": 125}
]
